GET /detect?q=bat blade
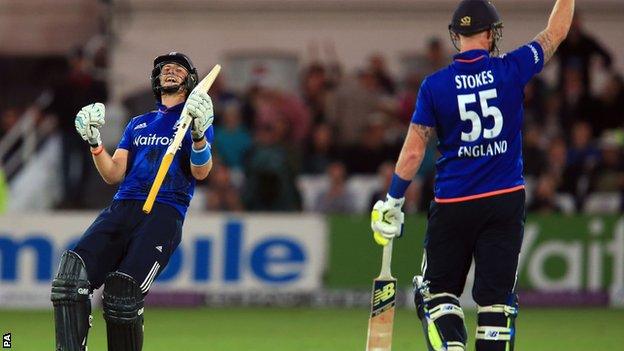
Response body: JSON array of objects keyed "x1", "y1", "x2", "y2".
[{"x1": 366, "y1": 278, "x2": 397, "y2": 351}]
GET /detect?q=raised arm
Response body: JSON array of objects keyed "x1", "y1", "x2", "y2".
[
  {"x1": 534, "y1": 0, "x2": 575, "y2": 62},
  {"x1": 91, "y1": 147, "x2": 128, "y2": 185}
]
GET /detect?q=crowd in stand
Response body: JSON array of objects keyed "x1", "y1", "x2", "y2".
[{"x1": 1, "y1": 14, "x2": 622, "y2": 214}]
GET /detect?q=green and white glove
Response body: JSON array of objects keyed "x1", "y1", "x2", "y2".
[
  {"x1": 186, "y1": 90, "x2": 214, "y2": 141},
  {"x1": 371, "y1": 195, "x2": 405, "y2": 246},
  {"x1": 75, "y1": 102, "x2": 105, "y2": 147}
]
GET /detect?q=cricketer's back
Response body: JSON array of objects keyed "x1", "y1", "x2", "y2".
[{"x1": 412, "y1": 42, "x2": 545, "y2": 202}]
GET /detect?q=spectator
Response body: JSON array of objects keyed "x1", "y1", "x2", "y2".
[
  {"x1": 344, "y1": 113, "x2": 398, "y2": 174},
  {"x1": 242, "y1": 119, "x2": 301, "y2": 211},
  {"x1": 368, "y1": 53, "x2": 396, "y2": 95},
  {"x1": 302, "y1": 123, "x2": 340, "y2": 175},
  {"x1": 546, "y1": 136, "x2": 568, "y2": 183},
  {"x1": 523, "y1": 77, "x2": 548, "y2": 125},
  {"x1": 0, "y1": 107, "x2": 21, "y2": 140},
  {"x1": 45, "y1": 46, "x2": 108, "y2": 209},
  {"x1": 423, "y1": 37, "x2": 449, "y2": 74},
  {"x1": 313, "y1": 161, "x2": 355, "y2": 213},
  {"x1": 326, "y1": 68, "x2": 385, "y2": 146},
  {"x1": 528, "y1": 174, "x2": 563, "y2": 213},
  {"x1": 588, "y1": 131, "x2": 624, "y2": 193},
  {"x1": 213, "y1": 102, "x2": 252, "y2": 171},
  {"x1": 595, "y1": 73, "x2": 624, "y2": 135},
  {"x1": 559, "y1": 67, "x2": 597, "y2": 134},
  {"x1": 555, "y1": 11, "x2": 612, "y2": 97},
  {"x1": 560, "y1": 121, "x2": 600, "y2": 210},
  {"x1": 205, "y1": 162, "x2": 243, "y2": 212},
  {"x1": 523, "y1": 123, "x2": 548, "y2": 178},
  {"x1": 302, "y1": 63, "x2": 331, "y2": 124}
]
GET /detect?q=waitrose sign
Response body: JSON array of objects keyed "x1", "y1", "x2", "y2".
[
  {"x1": 518, "y1": 217, "x2": 624, "y2": 305},
  {"x1": 326, "y1": 215, "x2": 624, "y2": 307}
]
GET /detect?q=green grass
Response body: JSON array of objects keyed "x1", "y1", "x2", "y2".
[{"x1": 2, "y1": 307, "x2": 623, "y2": 350}]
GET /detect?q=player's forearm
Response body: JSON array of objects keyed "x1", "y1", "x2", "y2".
[
  {"x1": 91, "y1": 147, "x2": 125, "y2": 185},
  {"x1": 394, "y1": 123, "x2": 432, "y2": 185},
  {"x1": 534, "y1": 0, "x2": 575, "y2": 62}
]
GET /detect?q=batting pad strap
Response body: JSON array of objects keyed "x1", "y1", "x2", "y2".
[
  {"x1": 446, "y1": 341, "x2": 466, "y2": 351},
  {"x1": 429, "y1": 303, "x2": 465, "y2": 321},
  {"x1": 475, "y1": 326, "x2": 513, "y2": 341},
  {"x1": 478, "y1": 304, "x2": 518, "y2": 316},
  {"x1": 425, "y1": 292, "x2": 460, "y2": 303},
  {"x1": 190, "y1": 142, "x2": 212, "y2": 166}
]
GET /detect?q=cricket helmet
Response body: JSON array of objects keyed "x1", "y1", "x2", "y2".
[
  {"x1": 151, "y1": 52, "x2": 199, "y2": 101},
  {"x1": 448, "y1": 0, "x2": 504, "y2": 55}
]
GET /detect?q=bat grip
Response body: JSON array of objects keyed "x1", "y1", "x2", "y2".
[{"x1": 380, "y1": 239, "x2": 393, "y2": 278}]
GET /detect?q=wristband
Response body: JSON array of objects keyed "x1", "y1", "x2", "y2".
[
  {"x1": 191, "y1": 143, "x2": 212, "y2": 166},
  {"x1": 91, "y1": 145, "x2": 104, "y2": 156},
  {"x1": 388, "y1": 173, "x2": 411, "y2": 198}
]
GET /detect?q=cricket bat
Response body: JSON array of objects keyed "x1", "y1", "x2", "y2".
[
  {"x1": 142, "y1": 64, "x2": 222, "y2": 214},
  {"x1": 366, "y1": 239, "x2": 397, "y2": 351}
]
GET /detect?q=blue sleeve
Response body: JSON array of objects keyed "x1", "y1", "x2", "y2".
[
  {"x1": 205, "y1": 125, "x2": 215, "y2": 145},
  {"x1": 117, "y1": 120, "x2": 134, "y2": 150},
  {"x1": 410, "y1": 78, "x2": 436, "y2": 127},
  {"x1": 504, "y1": 41, "x2": 545, "y2": 86}
]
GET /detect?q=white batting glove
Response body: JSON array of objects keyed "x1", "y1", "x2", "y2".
[
  {"x1": 186, "y1": 90, "x2": 214, "y2": 141},
  {"x1": 75, "y1": 102, "x2": 105, "y2": 147},
  {"x1": 371, "y1": 195, "x2": 405, "y2": 246}
]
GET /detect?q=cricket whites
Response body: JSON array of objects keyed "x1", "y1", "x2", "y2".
[{"x1": 366, "y1": 239, "x2": 397, "y2": 351}]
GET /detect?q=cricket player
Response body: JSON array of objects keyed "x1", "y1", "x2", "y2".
[
  {"x1": 50, "y1": 52, "x2": 214, "y2": 351},
  {"x1": 370, "y1": 1, "x2": 574, "y2": 350}
]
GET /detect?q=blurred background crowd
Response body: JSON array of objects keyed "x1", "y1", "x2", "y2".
[{"x1": 0, "y1": 4, "x2": 622, "y2": 216}]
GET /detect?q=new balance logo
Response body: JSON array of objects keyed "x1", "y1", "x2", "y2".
[
  {"x1": 133, "y1": 122, "x2": 148, "y2": 130},
  {"x1": 373, "y1": 282, "x2": 396, "y2": 306},
  {"x1": 486, "y1": 330, "x2": 499, "y2": 338},
  {"x1": 156, "y1": 246, "x2": 163, "y2": 252}
]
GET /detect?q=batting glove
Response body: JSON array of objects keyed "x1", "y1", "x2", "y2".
[
  {"x1": 75, "y1": 103, "x2": 105, "y2": 147},
  {"x1": 186, "y1": 90, "x2": 214, "y2": 141},
  {"x1": 371, "y1": 195, "x2": 405, "y2": 246}
]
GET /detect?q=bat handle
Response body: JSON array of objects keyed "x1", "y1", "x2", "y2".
[{"x1": 380, "y1": 239, "x2": 393, "y2": 278}]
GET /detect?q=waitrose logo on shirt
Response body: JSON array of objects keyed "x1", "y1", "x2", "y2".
[{"x1": 133, "y1": 133, "x2": 173, "y2": 146}]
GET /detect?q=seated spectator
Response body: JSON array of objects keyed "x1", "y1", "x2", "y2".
[
  {"x1": 560, "y1": 121, "x2": 600, "y2": 210},
  {"x1": 528, "y1": 174, "x2": 563, "y2": 213},
  {"x1": 242, "y1": 119, "x2": 301, "y2": 211},
  {"x1": 302, "y1": 123, "x2": 340, "y2": 175},
  {"x1": 313, "y1": 161, "x2": 355, "y2": 214},
  {"x1": 205, "y1": 162, "x2": 243, "y2": 212},
  {"x1": 595, "y1": 73, "x2": 624, "y2": 135},
  {"x1": 213, "y1": 102, "x2": 252, "y2": 171},
  {"x1": 589, "y1": 131, "x2": 624, "y2": 193},
  {"x1": 344, "y1": 114, "x2": 398, "y2": 174},
  {"x1": 523, "y1": 123, "x2": 548, "y2": 177}
]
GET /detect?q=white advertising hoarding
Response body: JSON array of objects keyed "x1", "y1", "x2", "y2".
[{"x1": 0, "y1": 213, "x2": 327, "y2": 308}]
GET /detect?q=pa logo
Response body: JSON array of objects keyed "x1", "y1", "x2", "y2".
[{"x1": 2, "y1": 332, "x2": 11, "y2": 348}]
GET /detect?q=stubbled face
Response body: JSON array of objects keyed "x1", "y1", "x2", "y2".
[{"x1": 159, "y1": 63, "x2": 189, "y2": 90}]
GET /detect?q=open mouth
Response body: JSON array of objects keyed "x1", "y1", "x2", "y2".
[{"x1": 164, "y1": 75, "x2": 180, "y2": 84}]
